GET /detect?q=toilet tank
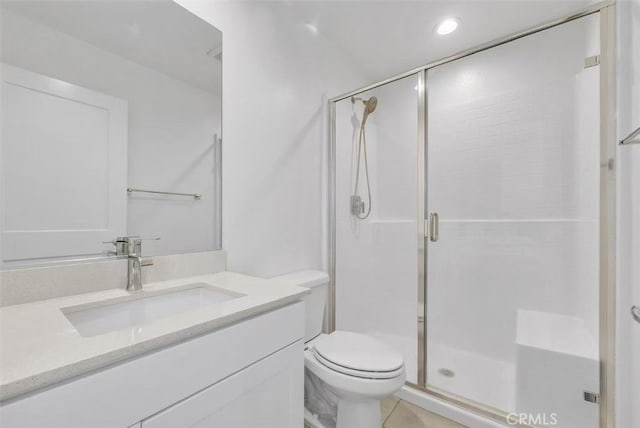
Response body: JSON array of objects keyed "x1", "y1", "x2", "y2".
[{"x1": 271, "y1": 270, "x2": 329, "y2": 342}]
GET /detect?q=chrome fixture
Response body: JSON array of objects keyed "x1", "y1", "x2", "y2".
[
  {"x1": 351, "y1": 195, "x2": 365, "y2": 217},
  {"x1": 350, "y1": 96, "x2": 378, "y2": 219},
  {"x1": 428, "y1": 213, "x2": 439, "y2": 242},
  {"x1": 127, "y1": 187, "x2": 202, "y2": 200},
  {"x1": 619, "y1": 125, "x2": 640, "y2": 145},
  {"x1": 127, "y1": 237, "x2": 159, "y2": 292},
  {"x1": 103, "y1": 236, "x2": 134, "y2": 256}
]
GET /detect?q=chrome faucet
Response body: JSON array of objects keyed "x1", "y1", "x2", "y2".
[{"x1": 126, "y1": 238, "x2": 159, "y2": 292}]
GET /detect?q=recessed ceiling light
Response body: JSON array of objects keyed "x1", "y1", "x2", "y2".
[{"x1": 436, "y1": 18, "x2": 459, "y2": 35}]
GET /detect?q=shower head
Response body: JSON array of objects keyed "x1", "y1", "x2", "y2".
[
  {"x1": 362, "y1": 96, "x2": 377, "y2": 124},
  {"x1": 352, "y1": 96, "x2": 378, "y2": 124},
  {"x1": 364, "y1": 97, "x2": 378, "y2": 116},
  {"x1": 364, "y1": 96, "x2": 377, "y2": 114}
]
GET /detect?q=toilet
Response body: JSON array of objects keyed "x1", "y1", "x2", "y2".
[{"x1": 272, "y1": 270, "x2": 406, "y2": 428}]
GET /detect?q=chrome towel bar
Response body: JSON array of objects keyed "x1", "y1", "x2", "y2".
[
  {"x1": 620, "y1": 125, "x2": 640, "y2": 145},
  {"x1": 127, "y1": 187, "x2": 202, "y2": 200}
]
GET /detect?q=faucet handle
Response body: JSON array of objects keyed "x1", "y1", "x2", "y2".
[
  {"x1": 103, "y1": 236, "x2": 140, "y2": 256},
  {"x1": 129, "y1": 237, "x2": 159, "y2": 244},
  {"x1": 130, "y1": 237, "x2": 161, "y2": 256},
  {"x1": 131, "y1": 237, "x2": 161, "y2": 244}
]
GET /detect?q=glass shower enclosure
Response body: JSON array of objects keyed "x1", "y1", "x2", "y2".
[{"x1": 329, "y1": 5, "x2": 615, "y2": 427}]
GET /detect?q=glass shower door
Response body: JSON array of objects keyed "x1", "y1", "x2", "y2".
[
  {"x1": 334, "y1": 74, "x2": 420, "y2": 384},
  {"x1": 425, "y1": 14, "x2": 601, "y2": 427}
]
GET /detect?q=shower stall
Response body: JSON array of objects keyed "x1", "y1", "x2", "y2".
[{"x1": 327, "y1": 3, "x2": 616, "y2": 427}]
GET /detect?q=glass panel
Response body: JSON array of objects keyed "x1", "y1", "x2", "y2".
[
  {"x1": 426, "y1": 14, "x2": 600, "y2": 426},
  {"x1": 334, "y1": 74, "x2": 419, "y2": 383}
]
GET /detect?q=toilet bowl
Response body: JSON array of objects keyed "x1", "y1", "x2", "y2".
[
  {"x1": 305, "y1": 332, "x2": 406, "y2": 428},
  {"x1": 272, "y1": 271, "x2": 406, "y2": 428}
]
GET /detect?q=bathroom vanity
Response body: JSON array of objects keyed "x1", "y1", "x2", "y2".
[{"x1": 0, "y1": 272, "x2": 308, "y2": 427}]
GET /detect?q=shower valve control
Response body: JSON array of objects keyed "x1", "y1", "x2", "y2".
[{"x1": 351, "y1": 195, "x2": 365, "y2": 216}]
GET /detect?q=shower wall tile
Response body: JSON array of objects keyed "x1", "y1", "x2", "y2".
[
  {"x1": 427, "y1": 220, "x2": 598, "y2": 362},
  {"x1": 429, "y1": 78, "x2": 597, "y2": 221}
]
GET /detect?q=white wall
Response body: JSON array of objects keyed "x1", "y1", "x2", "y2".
[
  {"x1": 615, "y1": 1, "x2": 640, "y2": 427},
  {"x1": 1, "y1": 10, "x2": 221, "y2": 257},
  {"x1": 175, "y1": 1, "x2": 369, "y2": 277}
]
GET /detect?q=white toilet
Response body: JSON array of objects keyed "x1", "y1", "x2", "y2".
[{"x1": 273, "y1": 271, "x2": 406, "y2": 428}]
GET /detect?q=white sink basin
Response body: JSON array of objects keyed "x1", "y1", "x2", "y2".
[{"x1": 62, "y1": 284, "x2": 244, "y2": 337}]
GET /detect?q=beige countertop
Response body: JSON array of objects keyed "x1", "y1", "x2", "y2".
[{"x1": 0, "y1": 272, "x2": 309, "y2": 402}]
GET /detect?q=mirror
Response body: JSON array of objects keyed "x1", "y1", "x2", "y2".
[{"x1": 0, "y1": 1, "x2": 222, "y2": 268}]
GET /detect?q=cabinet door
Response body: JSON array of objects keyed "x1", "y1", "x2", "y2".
[{"x1": 141, "y1": 340, "x2": 303, "y2": 428}]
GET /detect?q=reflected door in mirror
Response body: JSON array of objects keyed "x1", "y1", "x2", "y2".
[{"x1": 0, "y1": 64, "x2": 127, "y2": 262}]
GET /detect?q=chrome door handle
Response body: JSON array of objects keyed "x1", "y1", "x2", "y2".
[
  {"x1": 632, "y1": 305, "x2": 640, "y2": 324},
  {"x1": 429, "y1": 213, "x2": 439, "y2": 242}
]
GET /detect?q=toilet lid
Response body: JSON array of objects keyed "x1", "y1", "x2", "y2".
[{"x1": 312, "y1": 331, "x2": 404, "y2": 375}]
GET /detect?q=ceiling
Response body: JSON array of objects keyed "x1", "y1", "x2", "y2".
[
  {"x1": 2, "y1": 0, "x2": 597, "y2": 95},
  {"x1": 285, "y1": 0, "x2": 595, "y2": 84},
  {"x1": 1, "y1": 0, "x2": 222, "y2": 94}
]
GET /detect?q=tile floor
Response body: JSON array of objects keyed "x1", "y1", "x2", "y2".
[
  {"x1": 382, "y1": 397, "x2": 467, "y2": 428},
  {"x1": 304, "y1": 396, "x2": 466, "y2": 428}
]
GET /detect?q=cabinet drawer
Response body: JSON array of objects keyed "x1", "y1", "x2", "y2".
[{"x1": 142, "y1": 340, "x2": 303, "y2": 428}]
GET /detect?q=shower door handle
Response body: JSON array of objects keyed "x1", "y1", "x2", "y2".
[{"x1": 429, "y1": 213, "x2": 439, "y2": 242}]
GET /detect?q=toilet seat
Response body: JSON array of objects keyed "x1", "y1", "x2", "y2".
[
  {"x1": 310, "y1": 331, "x2": 405, "y2": 380},
  {"x1": 304, "y1": 336, "x2": 406, "y2": 400},
  {"x1": 312, "y1": 350, "x2": 405, "y2": 379}
]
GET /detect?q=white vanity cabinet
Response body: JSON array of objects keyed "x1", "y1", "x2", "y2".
[{"x1": 0, "y1": 302, "x2": 304, "y2": 428}]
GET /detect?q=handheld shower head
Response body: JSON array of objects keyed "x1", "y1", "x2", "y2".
[
  {"x1": 352, "y1": 96, "x2": 378, "y2": 124},
  {"x1": 351, "y1": 95, "x2": 378, "y2": 220},
  {"x1": 364, "y1": 96, "x2": 377, "y2": 115},
  {"x1": 362, "y1": 96, "x2": 377, "y2": 124}
]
